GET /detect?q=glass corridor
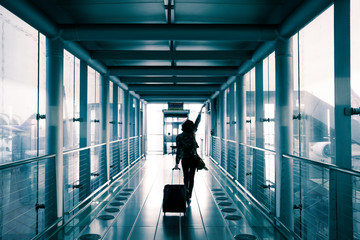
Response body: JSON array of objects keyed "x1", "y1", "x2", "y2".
[{"x1": 1, "y1": 1, "x2": 360, "y2": 239}]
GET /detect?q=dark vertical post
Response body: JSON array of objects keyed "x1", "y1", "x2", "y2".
[
  {"x1": 100, "y1": 75, "x2": 109, "y2": 180},
  {"x1": 236, "y1": 76, "x2": 246, "y2": 184},
  {"x1": 79, "y1": 60, "x2": 90, "y2": 201},
  {"x1": 332, "y1": 0, "x2": 352, "y2": 238},
  {"x1": 253, "y1": 61, "x2": 265, "y2": 199}
]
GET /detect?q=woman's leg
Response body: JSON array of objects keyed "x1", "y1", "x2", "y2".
[
  {"x1": 187, "y1": 167, "x2": 196, "y2": 199},
  {"x1": 181, "y1": 161, "x2": 190, "y2": 200}
]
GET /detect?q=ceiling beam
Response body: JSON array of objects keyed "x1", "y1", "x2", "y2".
[
  {"x1": 128, "y1": 84, "x2": 219, "y2": 92},
  {"x1": 109, "y1": 66, "x2": 238, "y2": 76},
  {"x1": 120, "y1": 77, "x2": 226, "y2": 84},
  {"x1": 59, "y1": 24, "x2": 278, "y2": 41},
  {"x1": 140, "y1": 94, "x2": 210, "y2": 102},
  {"x1": 142, "y1": 97, "x2": 208, "y2": 103},
  {"x1": 91, "y1": 50, "x2": 253, "y2": 60}
]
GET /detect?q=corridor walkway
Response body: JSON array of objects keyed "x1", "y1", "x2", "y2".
[{"x1": 52, "y1": 155, "x2": 285, "y2": 240}]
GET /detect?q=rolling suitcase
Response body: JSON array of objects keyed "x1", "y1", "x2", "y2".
[{"x1": 162, "y1": 168, "x2": 186, "y2": 215}]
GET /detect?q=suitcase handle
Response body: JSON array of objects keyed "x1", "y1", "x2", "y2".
[{"x1": 171, "y1": 167, "x2": 181, "y2": 184}]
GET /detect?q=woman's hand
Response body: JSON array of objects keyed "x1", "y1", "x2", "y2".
[
  {"x1": 200, "y1": 103, "x2": 206, "y2": 113},
  {"x1": 173, "y1": 163, "x2": 180, "y2": 170}
]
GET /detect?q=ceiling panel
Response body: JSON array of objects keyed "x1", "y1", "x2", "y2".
[
  {"x1": 174, "y1": 41, "x2": 260, "y2": 51},
  {"x1": 34, "y1": 0, "x2": 166, "y2": 24},
  {"x1": 82, "y1": 40, "x2": 171, "y2": 51},
  {"x1": 175, "y1": 4, "x2": 271, "y2": 24},
  {"x1": 17, "y1": 0, "x2": 308, "y2": 102},
  {"x1": 102, "y1": 60, "x2": 172, "y2": 67}
]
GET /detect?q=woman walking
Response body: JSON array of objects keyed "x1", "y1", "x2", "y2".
[{"x1": 174, "y1": 104, "x2": 205, "y2": 204}]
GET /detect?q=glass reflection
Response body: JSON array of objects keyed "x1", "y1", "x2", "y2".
[
  {"x1": 298, "y1": 6, "x2": 335, "y2": 164},
  {"x1": 0, "y1": 6, "x2": 44, "y2": 164}
]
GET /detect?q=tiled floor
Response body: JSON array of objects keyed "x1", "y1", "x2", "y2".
[{"x1": 52, "y1": 154, "x2": 286, "y2": 240}]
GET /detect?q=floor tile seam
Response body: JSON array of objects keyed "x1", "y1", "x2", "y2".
[
  {"x1": 197, "y1": 162, "x2": 239, "y2": 239},
  {"x1": 72, "y1": 159, "x2": 146, "y2": 228},
  {"x1": 193, "y1": 190, "x2": 209, "y2": 240},
  {"x1": 131, "y1": 160, "x2": 177, "y2": 231},
  {"x1": 205, "y1": 158, "x2": 264, "y2": 238},
  {"x1": 125, "y1": 158, "x2": 165, "y2": 240},
  {"x1": 206, "y1": 160, "x2": 263, "y2": 222},
  {"x1": 75, "y1": 158, "x2": 148, "y2": 239},
  {"x1": 101, "y1": 159, "x2": 157, "y2": 230}
]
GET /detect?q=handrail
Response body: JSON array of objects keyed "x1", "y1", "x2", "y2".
[
  {"x1": 221, "y1": 138, "x2": 237, "y2": 144},
  {"x1": 209, "y1": 156, "x2": 271, "y2": 215},
  {"x1": 283, "y1": 153, "x2": 360, "y2": 178},
  {"x1": 239, "y1": 142, "x2": 276, "y2": 154},
  {"x1": 0, "y1": 154, "x2": 56, "y2": 170},
  {"x1": 128, "y1": 136, "x2": 139, "y2": 140},
  {"x1": 32, "y1": 217, "x2": 63, "y2": 240},
  {"x1": 212, "y1": 136, "x2": 220, "y2": 140},
  {"x1": 109, "y1": 138, "x2": 126, "y2": 144},
  {"x1": 65, "y1": 180, "x2": 111, "y2": 215},
  {"x1": 63, "y1": 142, "x2": 107, "y2": 155}
]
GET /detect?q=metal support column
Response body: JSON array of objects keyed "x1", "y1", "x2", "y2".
[
  {"x1": 143, "y1": 102, "x2": 147, "y2": 157},
  {"x1": 45, "y1": 38, "x2": 64, "y2": 223},
  {"x1": 253, "y1": 61, "x2": 265, "y2": 199},
  {"x1": 210, "y1": 98, "x2": 216, "y2": 158},
  {"x1": 275, "y1": 38, "x2": 294, "y2": 230},
  {"x1": 219, "y1": 90, "x2": 225, "y2": 169},
  {"x1": 236, "y1": 76, "x2": 246, "y2": 184},
  {"x1": 331, "y1": 0, "x2": 353, "y2": 238},
  {"x1": 100, "y1": 75, "x2": 110, "y2": 180},
  {"x1": 124, "y1": 90, "x2": 130, "y2": 165},
  {"x1": 136, "y1": 98, "x2": 140, "y2": 157},
  {"x1": 79, "y1": 60, "x2": 90, "y2": 201},
  {"x1": 113, "y1": 86, "x2": 118, "y2": 140}
]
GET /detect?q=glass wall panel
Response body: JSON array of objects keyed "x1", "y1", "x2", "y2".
[
  {"x1": 38, "y1": 34, "x2": 46, "y2": 155},
  {"x1": 147, "y1": 104, "x2": 166, "y2": 153},
  {"x1": 298, "y1": 6, "x2": 335, "y2": 163},
  {"x1": 118, "y1": 87, "x2": 124, "y2": 139},
  {"x1": 109, "y1": 81, "x2": 114, "y2": 141},
  {"x1": 263, "y1": 52, "x2": 276, "y2": 150},
  {"x1": 351, "y1": 1, "x2": 360, "y2": 237},
  {"x1": 292, "y1": 6, "x2": 334, "y2": 239},
  {"x1": 244, "y1": 68, "x2": 255, "y2": 191},
  {"x1": 293, "y1": 34, "x2": 302, "y2": 156},
  {"x1": 245, "y1": 68, "x2": 256, "y2": 146},
  {"x1": 224, "y1": 88, "x2": 230, "y2": 139},
  {"x1": 130, "y1": 96, "x2": 137, "y2": 137},
  {"x1": 63, "y1": 51, "x2": 80, "y2": 150},
  {"x1": 224, "y1": 83, "x2": 235, "y2": 141},
  {"x1": 87, "y1": 68, "x2": 101, "y2": 145},
  {"x1": 0, "y1": 6, "x2": 42, "y2": 163},
  {"x1": 262, "y1": 52, "x2": 276, "y2": 187},
  {"x1": 351, "y1": 0, "x2": 360, "y2": 171}
]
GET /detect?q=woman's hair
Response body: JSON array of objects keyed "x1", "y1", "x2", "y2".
[{"x1": 182, "y1": 120, "x2": 195, "y2": 133}]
